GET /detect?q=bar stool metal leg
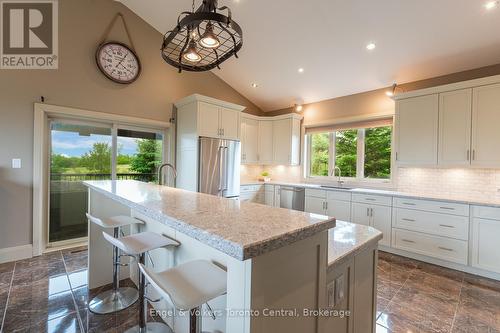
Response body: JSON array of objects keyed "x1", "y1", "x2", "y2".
[
  {"x1": 89, "y1": 227, "x2": 139, "y2": 314},
  {"x1": 189, "y1": 307, "x2": 201, "y2": 333},
  {"x1": 125, "y1": 253, "x2": 173, "y2": 333}
]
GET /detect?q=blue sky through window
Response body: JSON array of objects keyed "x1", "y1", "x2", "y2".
[{"x1": 51, "y1": 131, "x2": 138, "y2": 157}]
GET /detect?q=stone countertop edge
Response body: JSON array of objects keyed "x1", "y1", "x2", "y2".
[
  {"x1": 241, "y1": 181, "x2": 500, "y2": 208},
  {"x1": 84, "y1": 181, "x2": 336, "y2": 261},
  {"x1": 327, "y1": 223, "x2": 383, "y2": 273}
]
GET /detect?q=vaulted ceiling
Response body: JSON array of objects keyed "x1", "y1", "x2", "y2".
[{"x1": 119, "y1": 0, "x2": 500, "y2": 111}]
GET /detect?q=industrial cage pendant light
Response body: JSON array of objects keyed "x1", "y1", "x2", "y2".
[{"x1": 161, "y1": 0, "x2": 243, "y2": 72}]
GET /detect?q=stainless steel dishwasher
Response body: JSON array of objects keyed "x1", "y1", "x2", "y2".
[{"x1": 279, "y1": 186, "x2": 305, "y2": 211}]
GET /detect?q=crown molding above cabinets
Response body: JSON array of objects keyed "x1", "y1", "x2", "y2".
[{"x1": 395, "y1": 75, "x2": 500, "y2": 168}]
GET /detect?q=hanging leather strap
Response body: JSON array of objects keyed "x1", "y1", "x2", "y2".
[{"x1": 99, "y1": 13, "x2": 136, "y2": 51}]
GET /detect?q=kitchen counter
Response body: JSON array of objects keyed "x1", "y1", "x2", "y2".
[
  {"x1": 241, "y1": 180, "x2": 500, "y2": 207},
  {"x1": 328, "y1": 221, "x2": 382, "y2": 270},
  {"x1": 84, "y1": 180, "x2": 336, "y2": 261}
]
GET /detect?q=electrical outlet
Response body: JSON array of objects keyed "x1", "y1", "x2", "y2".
[
  {"x1": 335, "y1": 274, "x2": 345, "y2": 305},
  {"x1": 327, "y1": 281, "x2": 335, "y2": 308},
  {"x1": 12, "y1": 158, "x2": 21, "y2": 169}
]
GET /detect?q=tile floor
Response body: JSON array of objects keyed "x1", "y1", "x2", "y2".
[{"x1": 0, "y1": 248, "x2": 499, "y2": 332}]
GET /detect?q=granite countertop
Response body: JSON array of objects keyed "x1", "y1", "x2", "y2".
[
  {"x1": 241, "y1": 181, "x2": 500, "y2": 208},
  {"x1": 84, "y1": 180, "x2": 336, "y2": 261},
  {"x1": 327, "y1": 221, "x2": 382, "y2": 270}
]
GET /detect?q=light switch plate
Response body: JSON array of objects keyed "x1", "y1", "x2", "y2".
[{"x1": 12, "y1": 158, "x2": 21, "y2": 169}]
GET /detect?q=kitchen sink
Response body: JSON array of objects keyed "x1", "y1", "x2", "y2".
[{"x1": 320, "y1": 185, "x2": 352, "y2": 190}]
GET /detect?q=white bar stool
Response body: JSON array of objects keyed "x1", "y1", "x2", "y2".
[
  {"x1": 86, "y1": 213, "x2": 144, "y2": 314},
  {"x1": 137, "y1": 260, "x2": 227, "y2": 333},
  {"x1": 102, "y1": 231, "x2": 180, "y2": 333}
]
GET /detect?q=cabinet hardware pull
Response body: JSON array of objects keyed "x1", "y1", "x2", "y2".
[
  {"x1": 402, "y1": 202, "x2": 416, "y2": 206},
  {"x1": 438, "y1": 246, "x2": 454, "y2": 252},
  {"x1": 365, "y1": 198, "x2": 376, "y2": 201},
  {"x1": 402, "y1": 218, "x2": 415, "y2": 222},
  {"x1": 325, "y1": 202, "x2": 328, "y2": 210},
  {"x1": 467, "y1": 150, "x2": 470, "y2": 161},
  {"x1": 439, "y1": 207, "x2": 455, "y2": 210},
  {"x1": 396, "y1": 152, "x2": 398, "y2": 161},
  {"x1": 439, "y1": 224, "x2": 455, "y2": 228},
  {"x1": 366, "y1": 208, "x2": 369, "y2": 216},
  {"x1": 472, "y1": 149, "x2": 476, "y2": 160},
  {"x1": 401, "y1": 239, "x2": 415, "y2": 243}
]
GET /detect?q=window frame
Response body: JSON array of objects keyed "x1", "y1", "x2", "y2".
[{"x1": 306, "y1": 125, "x2": 393, "y2": 184}]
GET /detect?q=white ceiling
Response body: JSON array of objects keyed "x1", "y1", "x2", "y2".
[{"x1": 120, "y1": 0, "x2": 500, "y2": 111}]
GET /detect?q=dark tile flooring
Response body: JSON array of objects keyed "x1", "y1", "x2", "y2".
[{"x1": 1, "y1": 248, "x2": 499, "y2": 332}]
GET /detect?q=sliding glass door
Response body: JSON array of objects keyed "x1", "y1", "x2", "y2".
[{"x1": 48, "y1": 120, "x2": 165, "y2": 245}]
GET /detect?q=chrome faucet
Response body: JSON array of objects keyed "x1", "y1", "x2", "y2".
[
  {"x1": 331, "y1": 166, "x2": 344, "y2": 187},
  {"x1": 157, "y1": 163, "x2": 177, "y2": 186}
]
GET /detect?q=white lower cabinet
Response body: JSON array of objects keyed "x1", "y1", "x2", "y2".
[
  {"x1": 351, "y1": 202, "x2": 392, "y2": 247},
  {"x1": 305, "y1": 195, "x2": 327, "y2": 215},
  {"x1": 240, "y1": 185, "x2": 264, "y2": 203},
  {"x1": 326, "y1": 200, "x2": 351, "y2": 222},
  {"x1": 471, "y1": 205, "x2": 500, "y2": 274},
  {"x1": 392, "y1": 228, "x2": 468, "y2": 265},
  {"x1": 264, "y1": 185, "x2": 275, "y2": 206}
]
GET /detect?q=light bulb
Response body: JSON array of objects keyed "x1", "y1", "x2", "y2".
[
  {"x1": 200, "y1": 22, "x2": 220, "y2": 49},
  {"x1": 385, "y1": 91, "x2": 394, "y2": 97},
  {"x1": 183, "y1": 40, "x2": 202, "y2": 63}
]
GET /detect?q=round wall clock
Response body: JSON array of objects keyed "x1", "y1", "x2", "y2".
[{"x1": 96, "y1": 42, "x2": 141, "y2": 84}]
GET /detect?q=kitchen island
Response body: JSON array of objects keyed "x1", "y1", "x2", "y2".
[{"x1": 84, "y1": 180, "x2": 379, "y2": 333}]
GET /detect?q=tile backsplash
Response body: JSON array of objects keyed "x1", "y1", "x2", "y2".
[
  {"x1": 397, "y1": 168, "x2": 500, "y2": 201},
  {"x1": 240, "y1": 165, "x2": 302, "y2": 183}
]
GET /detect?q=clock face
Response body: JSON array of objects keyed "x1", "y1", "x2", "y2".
[{"x1": 96, "y1": 42, "x2": 141, "y2": 84}]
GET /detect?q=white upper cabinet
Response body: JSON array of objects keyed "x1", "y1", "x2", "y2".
[
  {"x1": 219, "y1": 107, "x2": 240, "y2": 140},
  {"x1": 175, "y1": 94, "x2": 245, "y2": 142},
  {"x1": 258, "y1": 120, "x2": 274, "y2": 164},
  {"x1": 241, "y1": 117, "x2": 259, "y2": 163},
  {"x1": 395, "y1": 94, "x2": 439, "y2": 166},
  {"x1": 240, "y1": 113, "x2": 302, "y2": 166},
  {"x1": 198, "y1": 102, "x2": 221, "y2": 138},
  {"x1": 438, "y1": 89, "x2": 472, "y2": 166},
  {"x1": 471, "y1": 83, "x2": 500, "y2": 167}
]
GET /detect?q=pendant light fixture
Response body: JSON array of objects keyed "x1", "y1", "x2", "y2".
[
  {"x1": 183, "y1": 39, "x2": 202, "y2": 62},
  {"x1": 199, "y1": 22, "x2": 220, "y2": 49},
  {"x1": 161, "y1": 0, "x2": 243, "y2": 72}
]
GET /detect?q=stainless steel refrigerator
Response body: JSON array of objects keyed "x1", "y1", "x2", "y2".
[{"x1": 198, "y1": 137, "x2": 240, "y2": 198}]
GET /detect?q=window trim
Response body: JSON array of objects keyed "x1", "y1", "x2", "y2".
[{"x1": 306, "y1": 125, "x2": 393, "y2": 184}]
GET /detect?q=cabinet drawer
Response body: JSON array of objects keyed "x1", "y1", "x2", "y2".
[
  {"x1": 240, "y1": 184, "x2": 263, "y2": 193},
  {"x1": 352, "y1": 193, "x2": 392, "y2": 206},
  {"x1": 394, "y1": 197, "x2": 469, "y2": 216},
  {"x1": 471, "y1": 205, "x2": 500, "y2": 220},
  {"x1": 393, "y1": 208, "x2": 469, "y2": 240},
  {"x1": 393, "y1": 228, "x2": 468, "y2": 265},
  {"x1": 305, "y1": 188, "x2": 326, "y2": 198},
  {"x1": 326, "y1": 190, "x2": 351, "y2": 202}
]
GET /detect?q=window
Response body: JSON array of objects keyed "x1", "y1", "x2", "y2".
[{"x1": 307, "y1": 123, "x2": 392, "y2": 181}]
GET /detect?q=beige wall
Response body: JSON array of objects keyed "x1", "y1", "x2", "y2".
[
  {"x1": 266, "y1": 63, "x2": 500, "y2": 122},
  {"x1": 0, "y1": 0, "x2": 262, "y2": 250}
]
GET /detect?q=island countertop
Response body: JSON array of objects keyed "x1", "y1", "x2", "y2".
[{"x1": 84, "y1": 180, "x2": 336, "y2": 261}]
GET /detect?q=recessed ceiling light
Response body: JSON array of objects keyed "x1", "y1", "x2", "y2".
[
  {"x1": 251, "y1": 83, "x2": 258, "y2": 88},
  {"x1": 485, "y1": 1, "x2": 499, "y2": 10},
  {"x1": 298, "y1": 68, "x2": 304, "y2": 73},
  {"x1": 366, "y1": 42, "x2": 376, "y2": 51}
]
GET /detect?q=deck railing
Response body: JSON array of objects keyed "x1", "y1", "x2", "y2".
[{"x1": 50, "y1": 173, "x2": 157, "y2": 182}]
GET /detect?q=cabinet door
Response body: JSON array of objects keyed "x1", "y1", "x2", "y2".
[
  {"x1": 350, "y1": 203, "x2": 371, "y2": 226},
  {"x1": 472, "y1": 83, "x2": 500, "y2": 167},
  {"x1": 241, "y1": 117, "x2": 259, "y2": 163},
  {"x1": 438, "y1": 89, "x2": 472, "y2": 166},
  {"x1": 305, "y1": 196, "x2": 325, "y2": 215},
  {"x1": 265, "y1": 188, "x2": 274, "y2": 206},
  {"x1": 326, "y1": 199, "x2": 351, "y2": 222},
  {"x1": 258, "y1": 120, "x2": 274, "y2": 164},
  {"x1": 471, "y1": 218, "x2": 500, "y2": 273},
  {"x1": 395, "y1": 94, "x2": 438, "y2": 165},
  {"x1": 273, "y1": 118, "x2": 292, "y2": 164},
  {"x1": 371, "y1": 205, "x2": 392, "y2": 247},
  {"x1": 198, "y1": 102, "x2": 220, "y2": 138},
  {"x1": 219, "y1": 107, "x2": 240, "y2": 140}
]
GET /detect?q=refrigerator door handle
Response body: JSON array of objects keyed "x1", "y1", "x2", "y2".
[
  {"x1": 222, "y1": 146, "x2": 229, "y2": 193},
  {"x1": 218, "y1": 145, "x2": 223, "y2": 195}
]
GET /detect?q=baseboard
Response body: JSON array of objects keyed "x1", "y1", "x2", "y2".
[
  {"x1": 0, "y1": 244, "x2": 33, "y2": 264},
  {"x1": 379, "y1": 245, "x2": 500, "y2": 281}
]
